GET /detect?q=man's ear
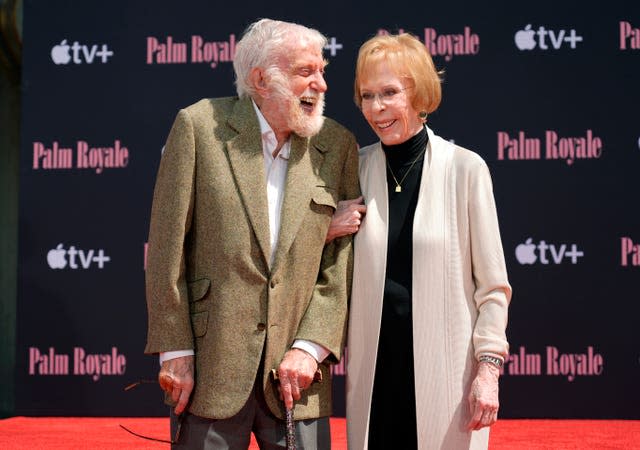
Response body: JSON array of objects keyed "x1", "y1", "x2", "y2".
[{"x1": 250, "y1": 67, "x2": 268, "y2": 96}]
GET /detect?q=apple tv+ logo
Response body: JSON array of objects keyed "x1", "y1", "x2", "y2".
[
  {"x1": 47, "y1": 243, "x2": 111, "y2": 269},
  {"x1": 51, "y1": 40, "x2": 114, "y2": 65},
  {"x1": 514, "y1": 25, "x2": 583, "y2": 51},
  {"x1": 515, "y1": 238, "x2": 584, "y2": 265}
]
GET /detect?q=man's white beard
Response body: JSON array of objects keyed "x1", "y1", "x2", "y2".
[
  {"x1": 287, "y1": 93, "x2": 325, "y2": 138},
  {"x1": 269, "y1": 72, "x2": 325, "y2": 138}
]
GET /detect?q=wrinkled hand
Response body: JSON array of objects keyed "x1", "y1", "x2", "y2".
[
  {"x1": 467, "y1": 362, "x2": 500, "y2": 430},
  {"x1": 325, "y1": 196, "x2": 367, "y2": 243},
  {"x1": 277, "y1": 349, "x2": 319, "y2": 410},
  {"x1": 158, "y1": 355, "x2": 194, "y2": 415}
]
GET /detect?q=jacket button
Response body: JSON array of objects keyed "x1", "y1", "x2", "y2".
[
  {"x1": 270, "y1": 279, "x2": 277, "y2": 288},
  {"x1": 257, "y1": 323, "x2": 266, "y2": 331}
]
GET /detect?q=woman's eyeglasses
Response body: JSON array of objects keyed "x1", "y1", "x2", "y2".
[{"x1": 360, "y1": 86, "x2": 411, "y2": 106}]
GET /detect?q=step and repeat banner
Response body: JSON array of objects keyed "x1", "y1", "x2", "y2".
[{"x1": 17, "y1": 0, "x2": 640, "y2": 418}]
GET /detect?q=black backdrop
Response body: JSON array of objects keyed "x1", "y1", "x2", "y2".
[{"x1": 16, "y1": 0, "x2": 640, "y2": 418}]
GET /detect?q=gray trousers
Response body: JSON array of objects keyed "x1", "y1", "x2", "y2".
[{"x1": 170, "y1": 376, "x2": 330, "y2": 450}]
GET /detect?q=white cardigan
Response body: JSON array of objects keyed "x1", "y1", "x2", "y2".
[{"x1": 346, "y1": 127, "x2": 512, "y2": 450}]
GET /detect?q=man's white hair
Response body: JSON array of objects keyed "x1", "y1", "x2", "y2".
[{"x1": 233, "y1": 18, "x2": 328, "y2": 99}]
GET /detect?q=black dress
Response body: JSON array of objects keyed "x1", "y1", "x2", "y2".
[{"x1": 368, "y1": 127, "x2": 428, "y2": 450}]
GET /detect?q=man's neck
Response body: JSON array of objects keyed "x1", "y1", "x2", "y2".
[
  {"x1": 272, "y1": 133, "x2": 290, "y2": 157},
  {"x1": 252, "y1": 97, "x2": 291, "y2": 156}
]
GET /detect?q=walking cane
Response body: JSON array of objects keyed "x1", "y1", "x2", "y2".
[{"x1": 270, "y1": 368, "x2": 323, "y2": 450}]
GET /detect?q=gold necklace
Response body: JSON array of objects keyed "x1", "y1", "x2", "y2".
[{"x1": 386, "y1": 147, "x2": 426, "y2": 193}]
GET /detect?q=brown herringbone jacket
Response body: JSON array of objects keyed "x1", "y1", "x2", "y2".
[{"x1": 145, "y1": 96, "x2": 359, "y2": 420}]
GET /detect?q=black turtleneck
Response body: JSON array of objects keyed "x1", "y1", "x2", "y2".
[
  {"x1": 382, "y1": 125, "x2": 428, "y2": 305},
  {"x1": 368, "y1": 126, "x2": 428, "y2": 450}
]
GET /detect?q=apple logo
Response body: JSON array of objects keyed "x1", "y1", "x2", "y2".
[
  {"x1": 47, "y1": 243, "x2": 68, "y2": 269},
  {"x1": 51, "y1": 40, "x2": 72, "y2": 65},
  {"x1": 515, "y1": 25, "x2": 536, "y2": 51},
  {"x1": 515, "y1": 238, "x2": 537, "y2": 264}
]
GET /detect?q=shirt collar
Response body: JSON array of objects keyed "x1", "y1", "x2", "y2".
[{"x1": 252, "y1": 100, "x2": 290, "y2": 160}]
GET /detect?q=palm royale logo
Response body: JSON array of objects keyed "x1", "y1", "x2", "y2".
[
  {"x1": 501, "y1": 345, "x2": 604, "y2": 382},
  {"x1": 32, "y1": 140, "x2": 129, "y2": 173},
  {"x1": 621, "y1": 236, "x2": 640, "y2": 267},
  {"x1": 496, "y1": 130, "x2": 603, "y2": 165},
  {"x1": 378, "y1": 26, "x2": 480, "y2": 61},
  {"x1": 146, "y1": 34, "x2": 236, "y2": 69},
  {"x1": 619, "y1": 21, "x2": 640, "y2": 50},
  {"x1": 29, "y1": 346, "x2": 126, "y2": 381},
  {"x1": 146, "y1": 33, "x2": 346, "y2": 69}
]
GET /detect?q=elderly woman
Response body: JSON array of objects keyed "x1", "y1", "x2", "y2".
[{"x1": 345, "y1": 33, "x2": 512, "y2": 449}]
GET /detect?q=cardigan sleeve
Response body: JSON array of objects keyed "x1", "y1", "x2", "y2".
[{"x1": 468, "y1": 159, "x2": 512, "y2": 360}]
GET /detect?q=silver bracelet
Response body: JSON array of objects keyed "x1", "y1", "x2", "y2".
[{"x1": 478, "y1": 355, "x2": 504, "y2": 368}]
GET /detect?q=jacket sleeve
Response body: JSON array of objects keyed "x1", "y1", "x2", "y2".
[
  {"x1": 294, "y1": 131, "x2": 360, "y2": 363},
  {"x1": 468, "y1": 159, "x2": 512, "y2": 360},
  {"x1": 144, "y1": 109, "x2": 196, "y2": 354}
]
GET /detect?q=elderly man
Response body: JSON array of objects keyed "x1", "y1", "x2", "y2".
[{"x1": 144, "y1": 18, "x2": 359, "y2": 449}]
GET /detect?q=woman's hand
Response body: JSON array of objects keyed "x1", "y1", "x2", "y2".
[{"x1": 467, "y1": 362, "x2": 500, "y2": 430}]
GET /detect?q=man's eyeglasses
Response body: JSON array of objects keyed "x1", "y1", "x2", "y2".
[
  {"x1": 360, "y1": 86, "x2": 412, "y2": 106},
  {"x1": 118, "y1": 379, "x2": 183, "y2": 445}
]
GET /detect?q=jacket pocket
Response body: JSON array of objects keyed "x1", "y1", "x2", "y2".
[
  {"x1": 311, "y1": 186, "x2": 337, "y2": 212},
  {"x1": 188, "y1": 278, "x2": 210, "y2": 338},
  {"x1": 187, "y1": 278, "x2": 211, "y2": 303},
  {"x1": 190, "y1": 310, "x2": 208, "y2": 338}
]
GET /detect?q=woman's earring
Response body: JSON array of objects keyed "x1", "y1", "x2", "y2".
[{"x1": 418, "y1": 111, "x2": 428, "y2": 122}]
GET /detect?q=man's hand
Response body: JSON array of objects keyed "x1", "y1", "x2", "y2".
[
  {"x1": 325, "y1": 196, "x2": 367, "y2": 243},
  {"x1": 158, "y1": 355, "x2": 194, "y2": 415},
  {"x1": 467, "y1": 361, "x2": 500, "y2": 430},
  {"x1": 277, "y1": 348, "x2": 319, "y2": 410}
]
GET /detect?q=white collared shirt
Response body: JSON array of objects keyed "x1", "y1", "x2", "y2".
[{"x1": 253, "y1": 101, "x2": 290, "y2": 268}]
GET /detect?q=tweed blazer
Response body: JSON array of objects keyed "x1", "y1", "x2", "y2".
[{"x1": 145, "y1": 97, "x2": 359, "y2": 420}]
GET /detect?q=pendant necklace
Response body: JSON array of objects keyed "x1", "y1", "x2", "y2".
[{"x1": 386, "y1": 146, "x2": 426, "y2": 193}]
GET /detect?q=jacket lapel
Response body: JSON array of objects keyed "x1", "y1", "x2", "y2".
[
  {"x1": 271, "y1": 134, "x2": 324, "y2": 272},
  {"x1": 225, "y1": 98, "x2": 271, "y2": 267}
]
